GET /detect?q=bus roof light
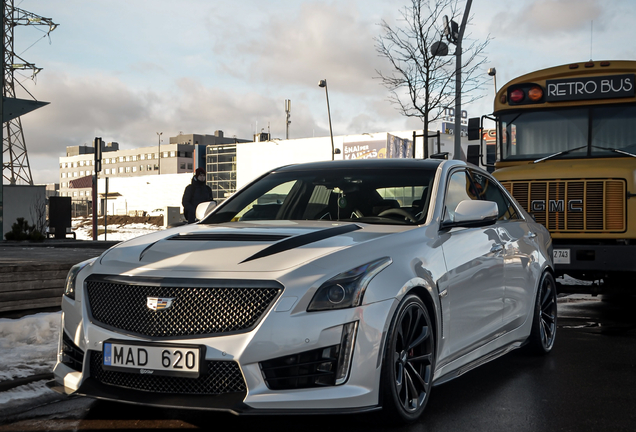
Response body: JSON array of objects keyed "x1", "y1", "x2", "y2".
[
  {"x1": 569, "y1": 64, "x2": 579, "y2": 69},
  {"x1": 585, "y1": 62, "x2": 595, "y2": 68},
  {"x1": 509, "y1": 89, "x2": 525, "y2": 103},
  {"x1": 600, "y1": 61, "x2": 610, "y2": 67},
  {"x1": 499, "y1": 93, "x2": 507, "y2": 104},
  {"x1": 528, "y1": 86, "x2": 543, "y2": 101}
]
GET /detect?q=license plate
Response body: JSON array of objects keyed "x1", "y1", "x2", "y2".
[
  {"x1": 102, "y1": 340, "x2": 202, "y2": 378},
  {"x1": 553, "y1": 249, "x2": 571, "y2": 264}
]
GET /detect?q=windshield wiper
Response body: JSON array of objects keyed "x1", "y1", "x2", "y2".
[
  {"x1": 591, "y1": 145, "x2": 636, "y2": 159},
  {"x1": 533, "y1": 145, "x2": 588, "y2": 164}
]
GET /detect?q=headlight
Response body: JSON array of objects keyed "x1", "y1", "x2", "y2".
[
  {"x1": 307, "y1": 257, "x2": 392, "y2": 311},
  {"x1": 64, "y1": 258, "x2": 97, "y2": 300}
]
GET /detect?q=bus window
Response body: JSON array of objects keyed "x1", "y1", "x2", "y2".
[
  {"x1": 591, "y1": 105, "x2": 636, "y2": 156},
  {"x1": 500, "y1": 109, "x2": 588, "y2": 160}
]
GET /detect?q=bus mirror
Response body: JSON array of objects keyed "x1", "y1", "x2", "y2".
[
  {"x1": 467, "y1": 118, "x2": 480, "y2": 141},
  {"x1": 467, "y1": 145, "x2": 480, "y2": 166}
]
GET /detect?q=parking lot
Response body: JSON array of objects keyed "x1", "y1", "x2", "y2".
[{"x1": 1, "y1": 293, "x2": 634, "y2": 432}]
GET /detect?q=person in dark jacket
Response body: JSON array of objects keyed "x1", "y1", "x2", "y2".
[{"x1": 182, "y1": 168, "x2": 214, "y2": 223}]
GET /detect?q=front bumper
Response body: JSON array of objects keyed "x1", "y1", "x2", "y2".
[
  {"x1": 47, "y1": 377, "x2": 381, "y2": 415},
  {"x1": 51, "y1": 295, "x2": 395, "y2": 413}
]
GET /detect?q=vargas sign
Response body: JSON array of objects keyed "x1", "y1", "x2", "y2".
[
  {"x1": 343, "y1": 135, "x2": 413, "y2": 160},
  {"x1": 546, "y1": 74, "x2": 635, "y2": 102},
  {"x1": 343, "y1": 141, "x2": 384, "y2": 159}
]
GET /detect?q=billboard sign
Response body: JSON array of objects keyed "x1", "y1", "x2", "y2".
[{"x1": 343, "y1": 135, "x2": 413, "y2": 160}]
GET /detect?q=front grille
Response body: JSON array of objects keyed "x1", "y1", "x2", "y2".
[
  {"x1": 62, "y1": 331, "x2": 84, "y2": 372},
  {"x1": 86, "y1": 277, "x2": 282, "y2": 338},
  {"x1": 502, "y1": 179, "x2": 626, "y2": 233},
  {"x1": 90, "y1": 351, "x2": 246, "y2": 395}
]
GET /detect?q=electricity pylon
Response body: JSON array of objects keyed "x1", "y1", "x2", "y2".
[{"x1": 2, "y1": 0, "x2": 57, "y2": 184}]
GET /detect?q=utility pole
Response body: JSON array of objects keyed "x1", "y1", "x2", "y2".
[
  {"x1": 156, "y1": 132, "x2": 162, "y2": 174},
  {"x1": 92, "y1": 137, "x2": 102, "y2": 241},
  {"x1": 285, "y1": 99, "x2": 291, "y2": 139},
  {"x1": 318, "y1": 80, "x2": 335, "y2": 160},
  {"x1": 2, "y1": 1, "x2": 58, "y2": 184},
  {"x1": 1, "y1": 4, "x2": 4, "y2": 238},
  {"x1": 452, "y1": 0, "x2": 472, "y2": 160},
  {"x1": 1, "y1": 1, "x2": 56, "y2": 237}
]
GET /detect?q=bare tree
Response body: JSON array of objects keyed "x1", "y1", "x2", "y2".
[
  {"x1": 375, "y1": 0, "x2": 490, "y2": 156},
  {"x1": 30, "y1": 194, "x2": 47, "y2": 235}
]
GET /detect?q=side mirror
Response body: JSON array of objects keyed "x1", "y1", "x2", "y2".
[
  {"x1": 441, "y1": 200, "x2": 498, "y2": 229},
  {"x1": 466, "y1": 145, "x2": 480, "y2": 166},
  {"x1": 195, "y1": 201, "x2": 217, "y2": 221}
]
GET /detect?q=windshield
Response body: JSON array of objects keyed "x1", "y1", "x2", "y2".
[
  {"x1": 500, "y1": 104, "x2": 636, "y2": 160},
  {"x1": 202, "y1": 167, "x2": 436, "y2": 225}
]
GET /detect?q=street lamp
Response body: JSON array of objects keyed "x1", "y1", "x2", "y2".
[
  {"x1": 156, "y1": 132, "x2": 162, "y2": 174},
  {"x1": 432, "y1": 0, "x2": 473, "y2": 160},
  {"x1": 488, "y1": 67, "x2": 497, "y2": 95},
  {"x1": 318, "y1": 79, "x2": 335, "y2": 160}
]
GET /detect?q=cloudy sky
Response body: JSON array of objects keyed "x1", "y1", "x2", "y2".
[{"x1": 6, "y1": 0, "x2": 636, "y2": 184}]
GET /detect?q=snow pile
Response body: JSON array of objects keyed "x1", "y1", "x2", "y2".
[
  {"x1": 72, "y1": 217, "x2": 163, "y2": 241},
  {"x1": 0, "y1": 312, "x2": 61, "y2": 406}
]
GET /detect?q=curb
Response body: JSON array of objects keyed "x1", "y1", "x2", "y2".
[{"x1": 0, "y1": 374, "x2": 54, "y2": 392}]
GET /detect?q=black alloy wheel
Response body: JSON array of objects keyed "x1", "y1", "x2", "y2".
[
  {"x1": 528, "y1": 271, "x2": 557, "y2": 354},
  {"x1": 382, "y1": 294, "x2": 434, "y2": 423}
]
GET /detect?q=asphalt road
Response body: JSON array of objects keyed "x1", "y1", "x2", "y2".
[{"x1": 1, "y1": 294, "x2": 635, "y2": 432}]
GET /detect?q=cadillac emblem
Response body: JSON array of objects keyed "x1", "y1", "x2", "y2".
[{"x1": 146, "y1": 297, "x2": 174, "y2": 311}]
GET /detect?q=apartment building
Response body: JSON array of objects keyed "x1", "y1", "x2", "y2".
[
  {"x1": 58, "y1": 142, "x2": 196, "y2": 200},
  {"x1": 58, "y1": 131, "x2": 251, "y2": 210}
]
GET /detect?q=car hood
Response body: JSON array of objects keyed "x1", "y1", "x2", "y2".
[{"x1": 98, "y1": 221, "x2": 408, "y2": 273}]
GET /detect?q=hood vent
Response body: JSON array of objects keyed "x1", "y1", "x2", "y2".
[{"x1": 167, "y1": 233, "x2": 291, "y2": 242}]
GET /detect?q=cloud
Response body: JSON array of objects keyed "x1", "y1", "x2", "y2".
[
  {"x1": 14, "y1": 70, "x2": 336, "y2": 184},
  {"x1": 490, "y1": 0, "x2": 605, "y2": 37},
  {"x1": 213, "y1": 2, "x2": 388, "y2": 95}
]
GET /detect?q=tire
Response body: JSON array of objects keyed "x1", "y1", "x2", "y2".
[
  {"x1": 381, "y1": 294, "x2": 435, "y2": 423},
  {"x1": 527, "y1": 271, "x2": 557, "y2": 354}
]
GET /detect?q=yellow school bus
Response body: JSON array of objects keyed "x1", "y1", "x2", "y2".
[{"x1": 469, "y1": 60, "x2": 636, "y2": 294}]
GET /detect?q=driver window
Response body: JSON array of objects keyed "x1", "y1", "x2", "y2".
[{"x1": 443, "y1": 170, "x2": 477, "y2": 222}]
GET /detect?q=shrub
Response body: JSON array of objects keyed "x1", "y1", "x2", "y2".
[{"x1": 4, "y1": 217, "x2": 45, "y2": 242}]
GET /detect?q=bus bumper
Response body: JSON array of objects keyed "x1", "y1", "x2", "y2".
[{"x1": 553, "y1": 242, "x2": 636, "y2": 294}]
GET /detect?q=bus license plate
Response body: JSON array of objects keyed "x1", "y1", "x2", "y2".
[
  {"x1": 553, "y1": 249, "x2": 571, "y2": 264},
  {"x1": 103, "y1": 341, "x2": 201, "y2": 378}
]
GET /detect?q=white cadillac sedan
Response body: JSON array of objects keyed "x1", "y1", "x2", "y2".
[{"x1": 50, "y1": 159, "x2": 555, "y2": 423}]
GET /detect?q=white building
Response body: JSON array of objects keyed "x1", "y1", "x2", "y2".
[
  {"x1": 56, "y1": 128, "x2": 471, "y2": 218},
  {"x1": 236, "y1": 130, "x2": 470, "y2": 188},
  {"x1": 97, "y1": 173, "x2": 192, "y2": 217}
]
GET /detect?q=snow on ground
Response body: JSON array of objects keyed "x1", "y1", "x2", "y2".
[
  {"x1": 0, "y1": 312, "x2": 61, "y2": 406},
  {"x1": 72, "y1": 217, "x2": 163, "y2": 241},
  {"x1": 0, "y1": 220, "x2": 165, "y2": 411}
]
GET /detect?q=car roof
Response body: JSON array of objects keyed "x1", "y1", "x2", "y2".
[{"x1": 272, "y1": 158, "x2": 446, "y2": 173}]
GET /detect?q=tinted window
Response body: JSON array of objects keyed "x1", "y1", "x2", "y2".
[{"x1": 203, "y1": 168, "x2": 436, "y2": 225}]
